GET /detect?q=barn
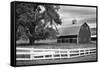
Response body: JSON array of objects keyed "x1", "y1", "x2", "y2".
[{"x1": 57, "y1": 22, "x2": 91, "y2": 43}]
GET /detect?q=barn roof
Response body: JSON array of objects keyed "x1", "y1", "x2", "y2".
[{"x1": 58, "y1": 23, "x2": 89, "y2": 36}]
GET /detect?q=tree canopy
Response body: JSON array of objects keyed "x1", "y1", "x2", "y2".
[{"x1": 16, "y1": 3, "x2": 62, "y2": 44}]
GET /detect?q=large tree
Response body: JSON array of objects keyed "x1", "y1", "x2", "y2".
[{"x1": 16, "y1": 3, "x2": 62, "y2": 44}]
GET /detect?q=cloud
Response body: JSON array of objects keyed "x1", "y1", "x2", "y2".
[
  {"x1": 57, "y1": 5, "x2": 96, "y2": 28},
  {"x1": 59, "y1": 6, "x2": 96, "y2": 18},
  {"x1": 86, "y1": 17, "x2": 96, "y2": 23}
]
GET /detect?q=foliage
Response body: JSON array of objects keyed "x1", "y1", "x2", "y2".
[{"x1": 16, "y1": 3, "x2": 62, "y2": 44}]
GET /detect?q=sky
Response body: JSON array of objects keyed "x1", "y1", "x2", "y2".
[{"x1": 57, "y1": 5, "x2": 96, "y2": 28}]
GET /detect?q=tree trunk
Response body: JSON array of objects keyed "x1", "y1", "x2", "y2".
[{"x1": 29, "y1": 38, "x2": 35, "y2": 45}]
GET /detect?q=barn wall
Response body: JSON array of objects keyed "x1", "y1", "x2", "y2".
[{"x1": 57, "y1": 38, "x2": 77, "y2": 43}]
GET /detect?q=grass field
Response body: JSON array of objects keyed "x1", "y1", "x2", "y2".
[
  {"x1": 16, "y1": 42, "x2": 97, "y2": 66},
  {"x1": 17, "y1": 42, "x2": 96, "y2": 49}
]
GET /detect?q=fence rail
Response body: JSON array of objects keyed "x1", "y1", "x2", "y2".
[{"x1": 16, "y1": 47, "x2": 96, "y2": 60}]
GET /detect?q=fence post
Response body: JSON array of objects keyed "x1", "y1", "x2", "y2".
[
  {"x1": 84, "y1": 48, "x2": 86, "y2": 56},
  {"x1": 78, "y1": 48, "x2": 80, "y2": 56},
  {"x1": 51, "y1": 48, "x2": 54, "y2": 60},
  {"x1": 30, "y1": 48, "x2": 34, "y2": 60},
  {"x1": 88, "y1": 48, "x2": 90, "y2": 55},
  {"x1": 67, "y1": 49, "x2": 70, "y2": 58}
]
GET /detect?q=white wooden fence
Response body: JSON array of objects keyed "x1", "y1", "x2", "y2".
[{"x1": 16, "y1": 47, "x2": 96, "y2": 60}]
